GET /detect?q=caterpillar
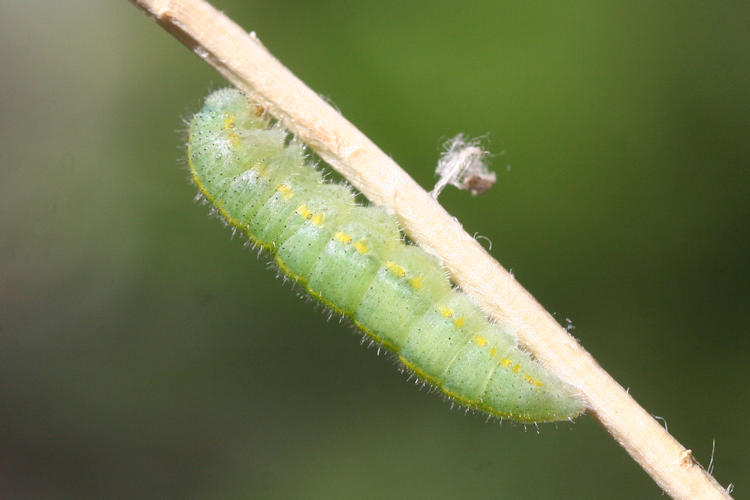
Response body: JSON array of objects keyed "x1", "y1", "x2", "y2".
[{"x1": 187, "y1": 88, "x2": 585, "y2": 423}]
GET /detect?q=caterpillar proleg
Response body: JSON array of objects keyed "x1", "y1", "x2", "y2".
[{"x1": 187, "y1": 88, "x2": 585, "y2": 423}]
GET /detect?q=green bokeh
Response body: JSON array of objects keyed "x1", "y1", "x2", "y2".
[{"x1": 1, "y1": 1, "x2": 747, "y2": 498}]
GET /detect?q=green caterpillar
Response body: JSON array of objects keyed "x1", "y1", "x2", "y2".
[{"x1": 187, "y1": 88, "x2": 584, "y2": 423}]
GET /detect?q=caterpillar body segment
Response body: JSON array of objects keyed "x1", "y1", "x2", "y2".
[{"x1": 188, "y1": 89, "x2": 585, "y2": 423}]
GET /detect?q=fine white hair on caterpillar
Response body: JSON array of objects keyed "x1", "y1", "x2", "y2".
[{"x1": 187, "y1": 88, "x2": 585, "y2": 424}]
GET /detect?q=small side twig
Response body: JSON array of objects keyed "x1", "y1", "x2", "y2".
[{"x1": 130, "y1": 1, "x2": 731, "y2": 498}]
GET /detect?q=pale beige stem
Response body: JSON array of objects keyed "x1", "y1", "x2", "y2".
[{"x1": 130, "y1": 1, "x2": 732, "y2": 498}]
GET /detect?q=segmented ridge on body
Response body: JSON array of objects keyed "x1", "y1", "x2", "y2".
[{"x1": 187, "y1": 88, "x2": 585, "y2": 423}]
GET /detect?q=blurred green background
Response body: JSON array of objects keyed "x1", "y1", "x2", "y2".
[{"x1": 1, "y1": 1, "x2": 747, "y2": 498}]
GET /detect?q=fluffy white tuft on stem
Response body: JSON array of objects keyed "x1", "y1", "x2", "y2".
[{"x1": 431, "y1": 134, "x2": 496, "y2": 198}]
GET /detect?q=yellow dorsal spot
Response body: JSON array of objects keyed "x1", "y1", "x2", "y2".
[
  {"x1": 500, "y1": 358, "x2": 513, "y2": 367},
  {"x1": 534, "y1": 379, "x2": 544, "y2": 387},
  {"x1": 222, "y1": 115, "x2": 240, "y2": 146},
  {"x1": 310, "y1": 213, "x2": 324, "y2": 226},
  {"x1": 453, "y1": 317, "x2": 466, "y2": 328},
  {"x1": 335, "y1": 232, "x2": 352, "y2": 244},
  {"x1": 437, "y1": 305, "x2": 453, "y2": 318},
  {"x1": 385, "y1": 261, "x2": 406, "y2": 278},
  {"x1": 353, "y1": 241, "x2": 368, "y2": 254},
  {"x1": 276, "y1": 184, "x2": 293, "y2": 199},
  {"x1": 489, "y1": 347, "x2": 498, "y2": 357},
  {"x1": 296, "y1": 205, "x2": 312, "y2": 219},
  {"x1": 524, "y1": 374, "x2": 534, "y2": 384},
  {"x1": 473, "y1": 335, "x2": 488, "y2": 347},
  {"x1": 513, "y1": 364, "x2": 521, "y2": 373},
  {"x1": 408, "y1": 277, "x2": 423, "y2": 290}
]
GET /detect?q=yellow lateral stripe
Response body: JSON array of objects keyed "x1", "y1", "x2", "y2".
[
  {"x1": 353, "y1": 241, "x2": 368, "y2": 254},
  {"x1": 334, "y1": 232, "x2": 352, "y2": 244},
  {"x1": 489, "y1": 347, "x2": 498, "y2": 357},
  {"x1": 534, "y1": 380, "x2": 544, "y2": 387},
  {"x1": 385, "y1": 261, "x2": 406, "y2": 277},
  {"x1": 296, "y1": 205, "x2": 312, "y2": 219},
  {"x1": 500, "y1": 358, "x2": 513, "y2": 367},
  {"x1": 513, "y1": 364, "x2": 521, "y2": 373},
  {"x1": 453, "y1": 317, "x2": 466, "y2": 328}
]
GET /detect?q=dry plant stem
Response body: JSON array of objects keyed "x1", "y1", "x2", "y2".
[{"x1": 131, "y1": 1, "x2": 731, "y2": 498}]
